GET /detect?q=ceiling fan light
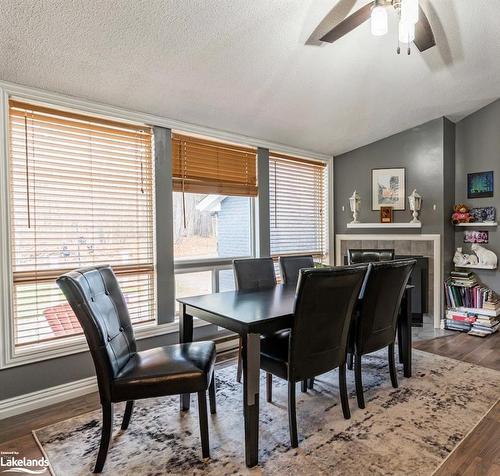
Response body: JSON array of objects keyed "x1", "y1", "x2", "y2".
[
  {"x1": 401, "y1": 0, "x2": 419, "y2": 25},
  {"x1": 399, "y1": 20, "x2": 415, "y2": 44},
  {"x1": 371, "y1": 6, "x2": 388, "y2": 36}
]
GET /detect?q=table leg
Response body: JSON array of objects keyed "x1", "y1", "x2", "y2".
[
  {"x1": 242, "y1": 333, "x2": 260, "y2": 467},
  {"x1": 179, "y1": 304, "x2": 194, "y2": 411},
  {"x1": 401, "y1": 290, "x2": 412, "y2": 378}
]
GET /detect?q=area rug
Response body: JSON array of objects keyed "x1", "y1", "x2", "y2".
[{"x1": 34, "y1": 349, "x2": 500, "y2": 476}]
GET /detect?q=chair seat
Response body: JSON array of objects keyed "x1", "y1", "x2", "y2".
[
  {"x1": 260, "y1": 330, "x2": 290, "y2": 380},
  {"x1": 111, "y1": 341, "x2": 216, "y2": 401}
]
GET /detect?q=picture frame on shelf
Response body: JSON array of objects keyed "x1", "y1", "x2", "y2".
[
  {"x1": 464, "y1": 230, "x2": 489, "y2": 244},
  {"x1": 371, "y1": 167, "x2": 406, "y2": 210},
  {"x1": 470, "y1": 206, "x2": 496, "y2": 223},
  {"x1": 380, "y1": 206, "x2": 393, "y2": 223},
  {"x1": 467, "y1": 171, "x2": 494, "y2": 198}
]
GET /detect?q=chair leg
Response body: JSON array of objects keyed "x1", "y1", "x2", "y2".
[
  {"x1": 339, "y1": 363, "x2": 351, "y2": 419},
  {"x1": 388, "y1": 343, "x2": 399, "y2": 389},
  {"x1": 354, "y1": 355, "x2": 365, "y2": 409},
  {"x1": 209, "y1": 374, "x2": 217, "y2": 414},
  {"x1": 288, "y1": 382, "x2": 298, "y2": 448},
  {"x1": 308, "y1": 378, "x2": 314, "y2": 389},
  {"x1": 266, "y1": 373, "x2": 273, "y2": 403},
  {"x1": 121, "y1": 400, "x2": 134, "y2": 430},
  {"x1": 347, "y1": 352, "x2": 354, "y2": 370},
  {"x1": 301, "y1": 379, "x2": 307, "y2": 393},
  {"x1": 94, "y1": 402, "x2": 113, "y2": 473},
  {"x1": 236, "y1": 337, "x2": 243, "y2": 383},
  {"x1": 197, "y1": 391, "x2": 210, "y2": 459}
]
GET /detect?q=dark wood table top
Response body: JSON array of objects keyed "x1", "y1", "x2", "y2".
[
  {"x1": 178, "y1": 284, "x2": 414, "y2": 335},
  {"x1": 177, "y1": 284, "x2": 296, "y2": 334}
]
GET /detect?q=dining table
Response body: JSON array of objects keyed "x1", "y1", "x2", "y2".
[{"x1": 177, "y1": 283, "x2": 413, "y2": 468}]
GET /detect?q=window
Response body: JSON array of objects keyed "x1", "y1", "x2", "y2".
[
  {"x1": 269, "y1": 152, "x2": 327, "y2": 261},
  {"x1": 8, "y1": 100, "x2": 155, "y2": 348},
  {"x1": 172, "y1": 133, "x2": 257, "y2": 298}
]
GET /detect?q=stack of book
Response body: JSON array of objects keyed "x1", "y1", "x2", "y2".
[
  {"x1": 469, "y1": 315, "x2": 500, "y2": 337},
  {"x1": 445, "y1": 309, "x2": 476, "y2": 332},
  {"x1": 444, "y1": 271, "x2": 493, "y2": 308},
  {"x1": 444, "y1": 271, "x2": 500, "y2": 337}
]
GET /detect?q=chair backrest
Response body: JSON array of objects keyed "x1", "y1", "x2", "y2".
[
  {"x1": 233, "y1": 258, "x2": 276, "y2": 290},
  {"x1": 279, "y1": 255, "x2": 314, "y2": 286},
  {"x1": 57, "y1": 265, "x2": 136, "y2": 402},
  {"x1": 348, "y1": 248, "x2": 395, "y2": 264},
  {"x1": 288, "y1": 266, "x2": 368, "y2": 381},
  {"x1": 355, "y1": 259, "x2": 415, "y2": 355}
]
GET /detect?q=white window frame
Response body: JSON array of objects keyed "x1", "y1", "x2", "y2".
[{"x1": 0, "y1": 80, "x2": 331, "y2": 369}]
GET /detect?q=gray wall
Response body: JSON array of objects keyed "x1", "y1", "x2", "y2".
[
  {"x1": 455, "y1": 99, "x2": 500, "y2": 290},
  {"x1": 334, "y1": 118, "x2": 452, "y2": 235}
]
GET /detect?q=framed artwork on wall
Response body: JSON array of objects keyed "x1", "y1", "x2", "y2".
[
  {"x1": 467, "y1": 171, "x2": 494, "y2": 198},
  {"x1": 371, "y1": 167, "x2": 406, "y2": 210}
]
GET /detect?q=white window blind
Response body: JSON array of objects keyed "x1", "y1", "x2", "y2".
[
  {"x1": 269, "y1": 152, "x2": 327, "y2": 259},
  {"x1": 8, "y1": 100, "x2": 155, "y2": 347}
]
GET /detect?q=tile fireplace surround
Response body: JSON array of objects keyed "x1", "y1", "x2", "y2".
[{"x1": 335, "y1": 234, "x2": 441, "y2": 328}]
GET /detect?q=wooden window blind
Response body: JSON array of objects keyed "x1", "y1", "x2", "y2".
[
  {"x1": 8, "y1": 100, "x2": 155, "y2": 347},
  {"x1": 269, "y1": 152, "x2": 327, "y2": 259},
  {"x1": 172, "y1": 133, "x2": 257, "y2": 196}
]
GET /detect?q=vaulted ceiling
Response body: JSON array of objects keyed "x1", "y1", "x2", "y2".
[{"x1": 1, "y1": 0, "x2": 499, "y2": 155}]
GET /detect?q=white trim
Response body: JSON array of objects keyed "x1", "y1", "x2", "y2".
[
  {"x1": 335, "y1": 233, "x2": 441, "y2": 328},
  {"x1": 346, "y1": 222, "x2": 422, "y2": 229},
  {"x1": 0, "y1": 80, "x2": 331, "y2": 161},
  {"x1": 0, "y1": 337, "x2": 238, "y2": 420},
  {"x1": 0, "y1": 376, "x2": 98, "y2": 420},
  {"x1": 327, "y1": 158, "x2": 335, "y2": 265}
]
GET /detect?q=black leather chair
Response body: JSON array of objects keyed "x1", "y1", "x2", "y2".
[
  {"x1": 233, "y1": 258, "x2": 276, "y2": 383},
  {"x1": 347, "y1": 259, "x2": 415, "y2": 409},
  {"x1": 279, "y1": 255, "x2": 314, "y2": 286},
  {"x1": 57, "y1": 265, "x2": 216, "y2": 473},
  {"x1": 347, "y1": 248, "x2": 395, "y2": 264},
  {"x1": 260, "y1": 266, "x2": 367, "y2": 447}
]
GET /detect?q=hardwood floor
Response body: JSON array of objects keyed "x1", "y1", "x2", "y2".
[
  {"x1": 414, "y1": 327, "x2": 500, "y2": 371},
  {"x1": 1, "y1": 334, "x2": 498, "y2": 475}
]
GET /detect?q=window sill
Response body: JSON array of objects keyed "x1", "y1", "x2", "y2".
[{"x1": 1, "y1": 317, "x2": 214, "y2": 369}]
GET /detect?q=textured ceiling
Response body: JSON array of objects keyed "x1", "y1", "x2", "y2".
[{"x1": 0, "y1": 0, "x2": 499, "y2": 155}]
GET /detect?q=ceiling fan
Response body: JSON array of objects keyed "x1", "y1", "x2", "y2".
[{"x1": 319, "y1": 0, "x2": 436, "y2": 54}]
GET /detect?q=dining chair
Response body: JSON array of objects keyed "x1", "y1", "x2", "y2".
[
  {"x1": 233, "y1": 258, "x2": 276, "y2": 383},
  {"x1": 260, "y1": 266, "x2": 368, "y2": 447},
  {"x1": 347, "y1": 248, "x2": 395, "y2": 264},
  {"x1": 57, "y1": 265, "x2": 216, "y2": 473},
  {"x1": 347, "y1": 259, "x2": 415, "y2": 409},
  {"x1": 279, "y1": 255, "x2": 314, "y2": 286}
]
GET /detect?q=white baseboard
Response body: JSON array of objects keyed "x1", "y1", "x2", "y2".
[
  {"x1": 0, "y1": 337, "x2": 239, "y2": 420},
  {"x1": 0, "y1": 376, "x2": 98, "y2": 420}
]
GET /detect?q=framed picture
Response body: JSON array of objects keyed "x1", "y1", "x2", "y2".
[
  {"x1": 380, "y1": 206, "x2": 393, "y2": 223},
  {"x1": 467, "y1": 171, "x2": 494, "y2": 198},
  {"x1": 464, "y1": 230, "x2": 489, "y2": 244},
  {"x1": 372, "y1": 168, "x2": 406, "y2": 210}
]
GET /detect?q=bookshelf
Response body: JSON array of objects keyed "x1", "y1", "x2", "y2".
[{"x1": 455, "y1": 222, "x2": 497, "y2": 227}]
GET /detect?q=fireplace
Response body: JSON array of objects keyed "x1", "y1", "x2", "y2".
[{"x1": 335, "y1": 234, "x2": 441, "y2": 328}]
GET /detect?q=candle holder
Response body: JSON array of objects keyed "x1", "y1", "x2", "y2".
[
  {"x1": 349, "y1": 190, "x2": 361, "y2": 224},
  {"x1": 408, "y1": 189, "x2": 422, "y2": 223}
]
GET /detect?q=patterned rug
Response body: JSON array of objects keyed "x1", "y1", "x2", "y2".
[{"x1": 34, "y1": 349, "x2": 500, "y2": 476}]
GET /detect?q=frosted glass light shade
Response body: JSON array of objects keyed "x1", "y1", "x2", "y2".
[
  {"x1": 401, "y1": 0, "x2": 419, "y2": 25},
  {"x1": 371, "y1": 6, "x2": 388, "y2": 36},
  {"x1": 399, "y1": 20, "x2": 415, "y2": 43}
]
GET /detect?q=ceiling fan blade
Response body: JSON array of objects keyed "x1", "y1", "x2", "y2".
[
  {"x1": 413, "y1": 5, "x2": 436, "y2": 52},
  {"x1": 320, "y1": 2, "x2": 374, "y2": 44}
]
